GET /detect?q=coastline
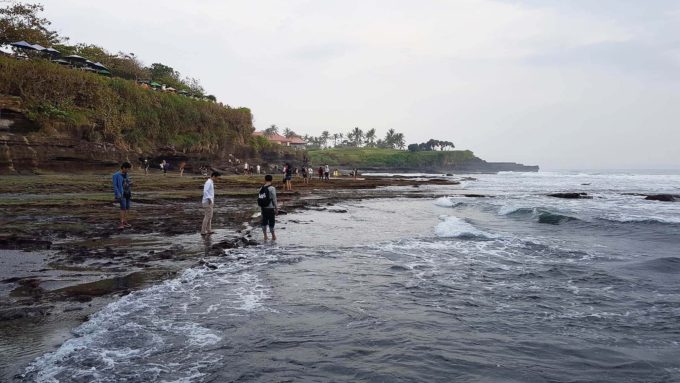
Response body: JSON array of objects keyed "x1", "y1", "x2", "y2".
[{"x1": 0, "y1": 171, "x2": 461, "y2": 380}]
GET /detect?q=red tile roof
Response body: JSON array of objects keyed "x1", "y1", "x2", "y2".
[{"x1": 252, "y1": 131, "x2": 307, "y2": 145}]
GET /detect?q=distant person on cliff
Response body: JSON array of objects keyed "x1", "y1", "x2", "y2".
[
  {"x1": 142, "y1": 158, "x2": 150, "y2": 175},
  {"x1": 112, "y1": 162, "x2": 133, "y2": 229},
  {"x1": 284, "y1": 162, "x2": 293, "y2": 191},
  {"x1": 201, "y1": 171, "x2": 220, "y2": 235},
  {"x1": 179, "y1": 161, "x2": 186, "y2": 177},
  {"x1": 258, "y1": 174, "x2": 278, "y2": 241},
  {"x1": 256, "y1": 164, "x2": 261, "y2": 174},
  {"x1": 301, "y1": 166, "x2": 309, "y2": 184},
  {"x1": 324, "y1": 164, "x2": 330, "y2": 181},
  {"x1": 318, "y1": 166, "x2": 323, "y2": 181},
  {"x1": 160, "y1": 160, "x2": 167, "y2": 175}
]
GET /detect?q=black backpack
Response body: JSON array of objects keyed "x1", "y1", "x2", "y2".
[{"x1": 257, "y1": 185, "x2": 271, "y2": 207}]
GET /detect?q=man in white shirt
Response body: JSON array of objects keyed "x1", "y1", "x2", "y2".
[{"x1": 201, "y1": 171, "x2": 220, "y2": 235}]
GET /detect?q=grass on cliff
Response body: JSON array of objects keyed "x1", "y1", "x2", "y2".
[
  {"x1": 0, "y1": 56, "x2": 252, "y2": 154},
  {"x1": 307, "y1": 147, "x2": 476, "y2": 168}
]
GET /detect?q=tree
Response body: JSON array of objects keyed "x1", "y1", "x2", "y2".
[
  {"x1": 408, "y1": 143, "x2": 420, "y2": 152},
  {"x1": 394, "y1": 133, "x2": 406, "y2": 149},
  {"x1": 0, "y1": 2, "x2": 60, "y2": 46},
  {"x1": 365, "y1": 128, "x2": 376, "y2": 147},
  {"x1": 264, "y1": 124, "x2": 279, "y2": 136},
  {"x1": 283, "y1": 127, "x2": 297, "y2": 138},
  {"x1": 351, "y1": 126, "x2": 364, "y2": 147},
  {"x1": 332, "y1": 133, "x2": 339, "y2": 147},
  {"x1": 384, "y1": 129, "x2": 396, "y2": 148},
  {"x1": 321, "y1": 130, "x2": 330, "y2": 148}
]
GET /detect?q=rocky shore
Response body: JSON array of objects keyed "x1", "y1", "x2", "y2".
[{"x1": 0, "y1": 171, "x2": 460, "y2": 379}]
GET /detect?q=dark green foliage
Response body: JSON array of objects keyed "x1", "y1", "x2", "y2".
[
  {"x1": 0, "y1": 2, "x2": 60, "y2": 45},
  {"x1": 0, "y1": 56, "x2": 253, "y2": 153},
  {"x1": 408, "y1": 139, "x2": 455, "y2": 152},
  {"x1": 308, "y1": 147, "x2": 475, "y2": 168}
]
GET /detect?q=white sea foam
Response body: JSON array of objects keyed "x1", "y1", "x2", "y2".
[
  {"x1": 22, "y1": 258, "x2": 270, "y2": 382},
  {"x1": 434, "y1": 216, "x2": 496, "y2": 239},
  {"x1": 434, "y1": 197, "x2": 455, "y2": 207}
]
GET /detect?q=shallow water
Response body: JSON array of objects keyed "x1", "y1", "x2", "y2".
[{"x1": 17, "y1": 171, "x2": 680, "y2": 382}]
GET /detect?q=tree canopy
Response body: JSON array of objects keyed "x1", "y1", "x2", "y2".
[{"x1": 0, "y1": 2, "x2": 59, "y2": 45}]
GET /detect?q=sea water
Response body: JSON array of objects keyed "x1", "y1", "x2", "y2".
[{"x1": 19, "y1": 171, "x2": 680, "y2": 382}]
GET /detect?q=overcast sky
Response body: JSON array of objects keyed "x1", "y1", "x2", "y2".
[{"x1": 39, "y1": 0, "x2": 680, "y2": 169}]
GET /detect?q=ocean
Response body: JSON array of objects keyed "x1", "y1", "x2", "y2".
[{"x1": 18, "y1": 171, "x2": 680, "y2": 382}]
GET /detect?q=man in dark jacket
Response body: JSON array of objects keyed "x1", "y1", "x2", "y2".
[
  {"x1": 259, "y1": 174, "x2": 278, "y2": 240},
  {"x1": 112, "y1": 162, "x2": 133, "y2": 229}
]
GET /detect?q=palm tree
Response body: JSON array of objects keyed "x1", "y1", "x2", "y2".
[
  {"x1": 283, "y1": 127, "x2": 296, "y2": 138},
  {"x1": 365, "y1": 128, "x2": 376, "y2": 147},
  {"x1": 394, "y1": 133, "x2": 406, "y2": 149},
  {"x1": 321, "y1": 131, "x2": 330, "y2": 148},
  {"x1": 332, "y1": 133, "x2": 339, "y2": 147},
  {"x1": 264, "y1": 124, "x2": 279, "y2": 136},
  {"x1": 351, "y1": 127, "x2": 364, "y2": 147},
  {"x1": 384, "y1": 129, "x2": 396, "y2": 148}
]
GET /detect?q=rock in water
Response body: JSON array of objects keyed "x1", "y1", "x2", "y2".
[
  {"x1": 547, "y1": 192, "x2": 592, "y2": 199},
  {"x1": 645, "y1": 194, "x2": 677, "y2": 202}
]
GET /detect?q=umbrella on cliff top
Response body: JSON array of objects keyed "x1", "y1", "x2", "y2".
[
  {"x1": 10, "y1": 41, "x2": 38, "y2": 50},
  {"x1": 63, "y1": 55, "x2": 87, "y2": 62},
  {"x1": 42, "y1": 47, "x2": 61, "y2": 56},
  {"x1": 90, "y1": 61, "x2": 109, "y2": 71},
  {"x1": 149, "y1": 82, "x2": 162, "y2": 88},
  {"x1": 52, "y1": 59, "x2": 70, "y2": 65},
  {"x1": 31, "y1": 43, "x2": 46, "y2": 51}
]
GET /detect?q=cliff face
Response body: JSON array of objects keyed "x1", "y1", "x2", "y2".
[
  {"x1": 449, "y1": 157, "x2": 539, "y2": 173},
  {"x1": 0, "y1": 95, "x2": 245, "y2": 174},
  {"x1": 309, "y1": 148, "x2": 539, "y2": 174},
  {"x1": 0, "y1": 57, "x2": 255, "y2": 174}
]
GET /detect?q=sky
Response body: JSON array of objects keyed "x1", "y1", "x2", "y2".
[{"x1": 37, "y1": 0, "x2": 680, "y2": 169}]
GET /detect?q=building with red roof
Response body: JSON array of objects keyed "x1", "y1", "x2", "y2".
[{"x1": 253, "y1": 131, "x2": 307, "y2": 149}]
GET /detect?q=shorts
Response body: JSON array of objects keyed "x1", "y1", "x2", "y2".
[
  {"x1": 285, "y1": 175, "x2": 292, "y2": 181},
  {"x1": 261, "y1": 208, "x2": 276, "y2": 229},
  {"x1": 119, "y1": 197, "x2": 131, "y2": 210}
]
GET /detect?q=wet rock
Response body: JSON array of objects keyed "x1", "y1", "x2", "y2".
[
  {"x1": 328, "y1": 209, "x2": 348, "y2": 213},
  {"x1": 0, "y1": 235, "x2": 52, "y2": 250},
  {"x1": 463, "y1": 194, "x2": 488, "y2": 198},
  {"x1": 0, "y1": 304, "x2": 53, "y2": 321},
  {"x1": 547, "y1": 192, "x2": 592, "y2": 199},
  {"x1": 645, "y1": 194, "x2": 678, "y2": 202}
]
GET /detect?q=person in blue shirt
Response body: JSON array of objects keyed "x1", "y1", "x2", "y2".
[{"x1": 112, "y1": 162, "x2": 133, "y2": 229}]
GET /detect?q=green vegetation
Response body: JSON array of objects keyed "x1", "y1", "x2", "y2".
[
  {"x1": 0, "y1": 56, "x2": 253, "y2": 153},
  {"x1": 308, "y1": 147, "x2": 476, "y2": 168}
]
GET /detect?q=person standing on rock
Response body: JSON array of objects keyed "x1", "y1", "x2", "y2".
[
  {"x1": 284, "y1": 162, "x2": 293, "y2": 191},
  {"x1": 201, "y1": 171, "x2": 220, "y2": 236},
  {"x1": 324, "y1": 164, "x2": 330, "y2": 181},
  {"x1": 258, "y1": 174, "x2": 278, "y2": 241},
  {"x1": 113, "y1": 162, "x2": 133, "y2": 229}
]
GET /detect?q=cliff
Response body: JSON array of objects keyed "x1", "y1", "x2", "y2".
[
  {"x1": 0, "y1": 57, "x2": 254, "y2": 173},
  {"x1": 308, "y1": 148, "x2": 538, "y2": 174}
]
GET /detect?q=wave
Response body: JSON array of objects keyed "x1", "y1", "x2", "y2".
[
  {"x1": 632, "y1": 257, "x2": 680, "y2": 274},
  {"x1": 434, "y1": 216, "x2": 496, "y2": 239},
  {"x1": 433, "y1": 197, "x2": 464, "y2": 208},
  {"x1": 597, "y1": 215, "x2": 680, "y2": 225},
  {"x1": 21, "y1": 262, "x2": 268, "y2": 382},
  {"x1": 498, "y1": 206, "x2": 580, "y2": 225}
]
